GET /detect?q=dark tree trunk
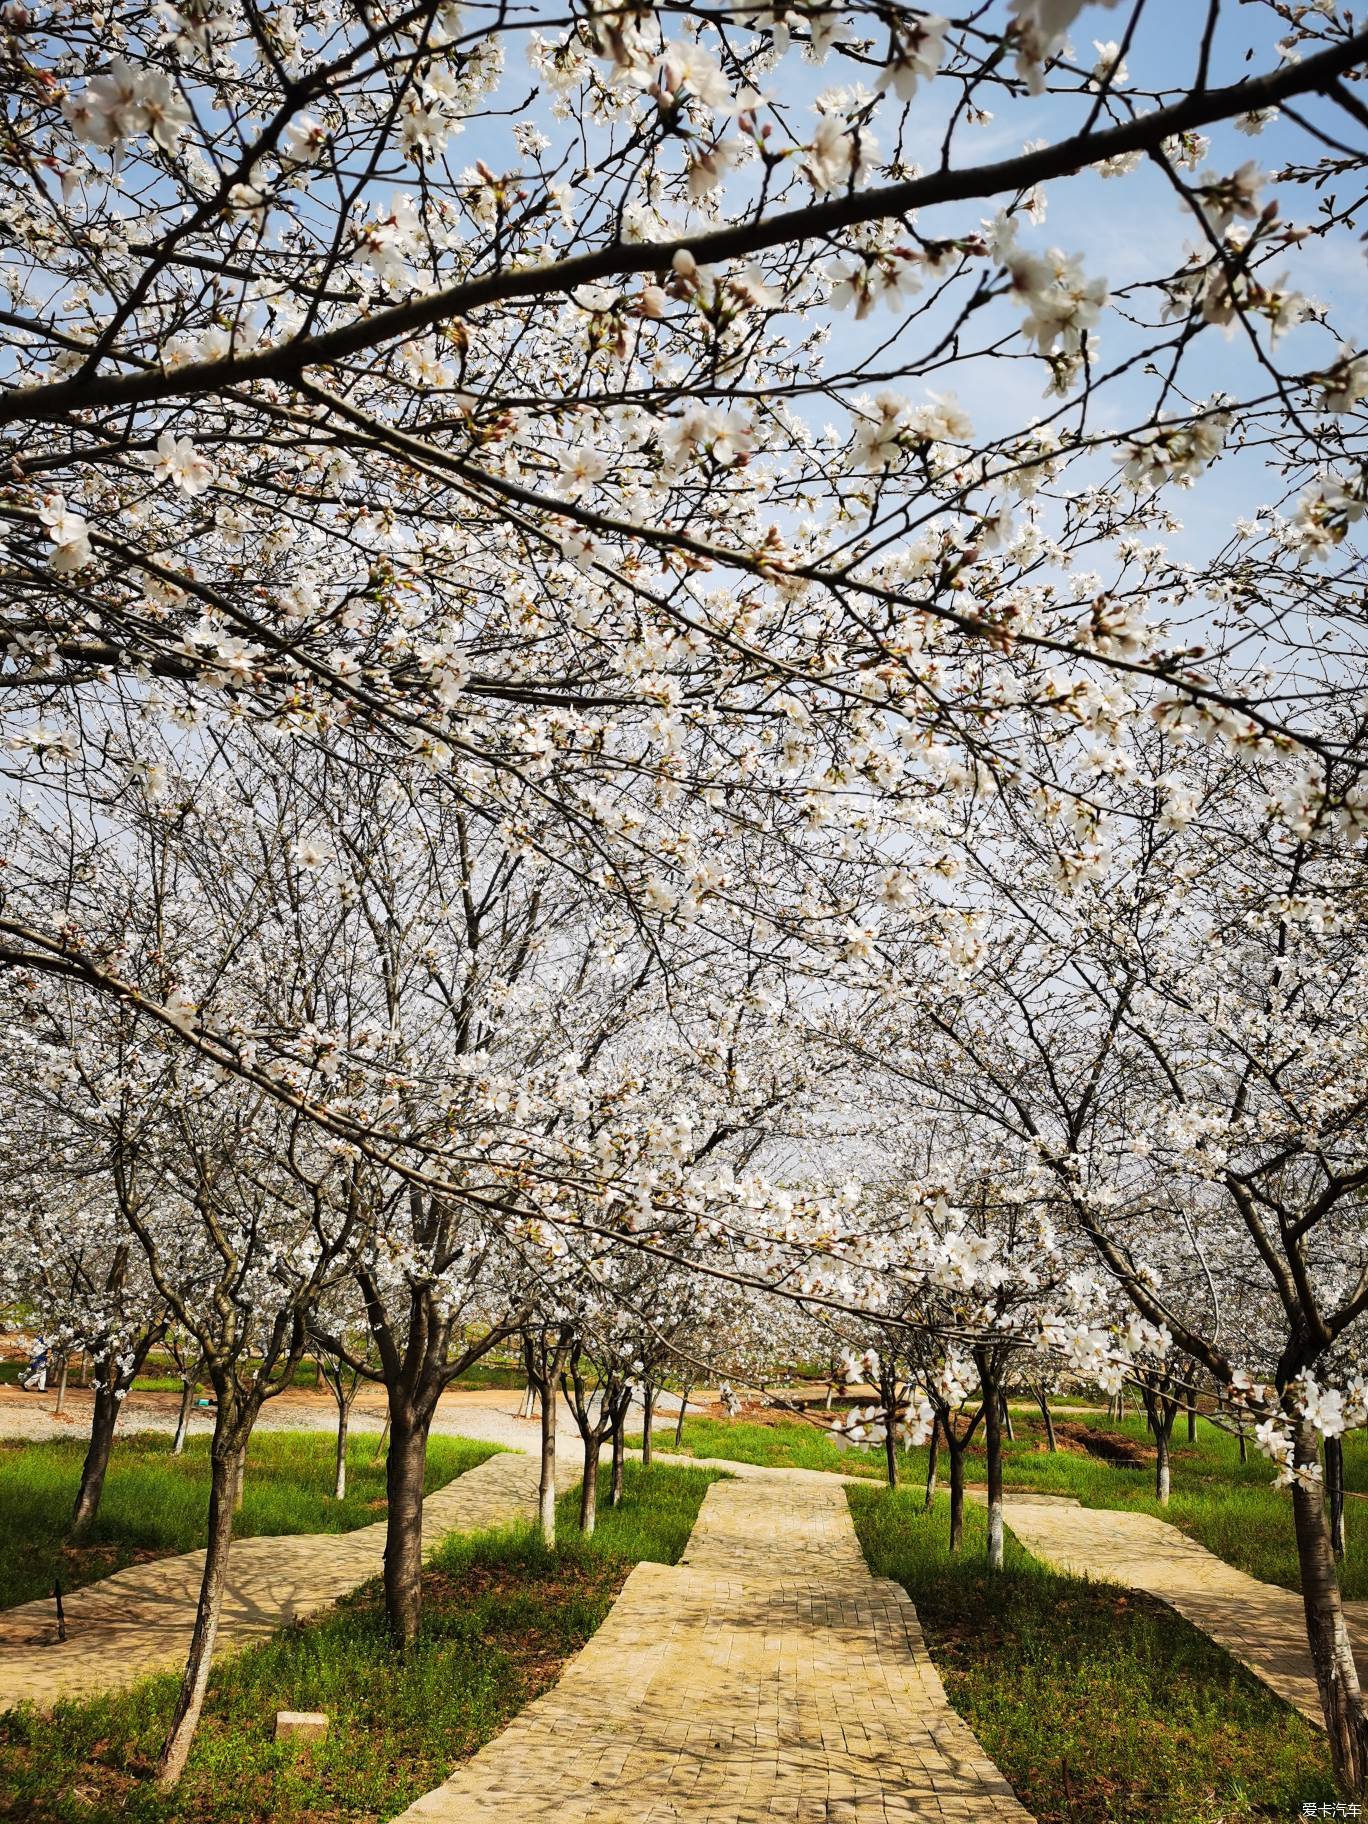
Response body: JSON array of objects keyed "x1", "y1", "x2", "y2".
[
  {"x1": 880, "y1": 1371, "x2": 899, "y2": 1488},
  {"x1": 1000, "y1": 1392, "x2": 1015, "y2": 1443},
  {"x1": 1155, "y1": 1415, "x2": 1173, "y2": 1505},
  {"x1": 1328, "y1": 1435, "x2": 1347, "y2": 1561},
  {"x1": 382, "y1": 1408, "x2": 429, "y2": 1648},
  {"x1": 69, "y1": 1373, "x2": 121, "y2": 1540},
  {"x1": 610, "y1": 1409, "x2": 626, "y2": 1507},
  {"x1": 922, "y1": 1420, "x2": 940, "y2": 1511},
  {"x1": 947, "y1": 1440, "x2": 965, "y2": 1552},
  {"x1": 580, "y1": 1436, "x2": 601, "y2": 1535},
  {"x1": 981, "y1": 1371, "x2": 1005, "y2": 1571},
  {"x1": 641, "y1": 1384, "x2": 655, "y2": 1468},
  {"x1": 1142, "y1": 1386, "x2": 1175, "y2": 1505},
  {"x1": 1036, "y1": 1385, "x2": 1057, "y2": 1451},
  {"x1": 675, "y1": 1385, "x2": 691, "y2": 1447},
  {"x1": 1187, "y1": 1392, "x2": 1197, "y2": 1442},
  {"x1": 156, "y1": 1436, "x2": 244, "y2": 1787},
  {"x1": 334, "y1": 1398, "x2": 351, "y2": 1501},
  {"x1": 1292, "y1": 1422, "x2": 1368, "y2": 1793},
  {"x1": 54, "y1": 1354, "x2": 68, "y2": 1416},
  {"x1": 173, "y1": 1377, "x2": 194, "y2": 1455},
  {"x1": 537, "y1": 1372, "x2": 558, "y2": 1544}
]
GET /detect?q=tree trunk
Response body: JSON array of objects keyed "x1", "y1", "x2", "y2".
[
  {"x1": 1036, "y1": 1385, "x2": 1057, "y2": 1451},
  {"x1": 1292, "y1": 1421, "x2": 1368, "y2": 1793},
  {"x1": 923, "y1": 1421, "x2": 940, "y2": 1511},
  {"x1": 947, "y1": 1440, "x2": 965, "y2": 1552},
  {"x1": 1328, "y1": 1435, "x2": 1347, "y2": 1561},
  {"x1": 156, "y1": 1440, "x2": 244, "y2": 1788},
  {"x1": 641, "y1": 1384, "x2": 655, "y2": 1468},
  {"x1": 1155, "y1": 1419, "x2": 1172, "y2": 1505},
  {"x1": 173, "y1": 1378, "x2": 194, "y2": 1455},
  {"x1": 382, "y1": 1409, "x2": 428, "y2": 1648},
  {"x1": 983, "y1": 1382, "x2": 1005, "y2": 1571},
  {"x1": 610, "y1": 1410, "x2": 626, "y2": 1507},
  {"x1": 537, "y1": 1375, "x2": 557, "y2": 1545},
  {"x1": 334, "y1": 1398, "x2": 350, "y2": 1501},
  {"x1": 579, "y1": 1436, "x2": 601, "y2": 1535},
  {"x1": 1001, "y1": 1392, "x2": 1015, "y2": 1443},
  {"x1": 674, "y1": 1385, "x2": 691, "y2": 1447},
  {"x1": 1187, "y1": 1393, "x2": 1197, "y2": 1442},
  {"x1": 880, "y1": 1371, "x2": 899, "y2": 1487},
  {"x1": 69, "y1": 1374, "x2": 120, "y2": 1540},
  {"x1": 54, "y1": 1354, "x2": 68, "y2": 1416}
]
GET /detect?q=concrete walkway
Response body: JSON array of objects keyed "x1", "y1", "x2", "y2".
[
  {"x1": 0, "y1": 1448, "x2": 574, "y2": 1712},
  {"x1": 991, "y1": 1490, "x2": 1368, "y2": 1729},
  {"x1": 396, "y1": 1470, "x2": 1033, "y2": 1824}
]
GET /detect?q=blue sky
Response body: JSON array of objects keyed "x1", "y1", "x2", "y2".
[{"x1": 462, "y1": 0, "x2": 1365, "y2": 555}]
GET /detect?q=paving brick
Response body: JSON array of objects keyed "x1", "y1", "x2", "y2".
[{"x1": 394, "y1": 1474, "x2": 1033, "y2": 1823}]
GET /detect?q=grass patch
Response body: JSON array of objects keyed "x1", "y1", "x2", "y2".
[
  {"x1": 0, "y1": 1432, "x2": 500, "y2": 1609},
  {"x1": 849, "y1": 1482, "x2": 1336, "y2": 1824},
  {"x1": 661, "y1": 1410, "x2": 1368, "y2": 1598},
  {"x1": 632, "y1": 1415, "x2": 859, "y2": 1474},
  {"x1": 0, "y1": 1461, "x2": 722, "y2": 1824}
]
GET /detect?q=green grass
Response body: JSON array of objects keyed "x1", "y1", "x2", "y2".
[
  {"x1": 0, "y1": 1432, "x2": 500, "y2": 1609},
  {"x1": 965, "y1": 1412, "x2": 1368, "y2": 1599},
  {"x1": 0, "y1": 1461, "x2": 723, "y2": 1824},
  {"x1": 631, "y1": 1415, "x2": 861, "y2": 1473},
  {"x1": 849, "y1": 1482, "x2": 1336, "y2": 1823},
  {"x1": 660, "y1": 1409, "x2": 1368, "y2": 1598}
]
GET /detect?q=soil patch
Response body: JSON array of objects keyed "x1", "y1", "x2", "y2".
[{"x1": 1052, "y1": 1420, "x2": 1153, "y2": 1467}]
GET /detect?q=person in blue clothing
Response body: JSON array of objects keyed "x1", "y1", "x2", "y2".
[{"x1": 19, "y1": 1335, "x2": 49, "y2": 1392}]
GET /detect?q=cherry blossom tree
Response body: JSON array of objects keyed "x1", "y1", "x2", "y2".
[
  {"x1": 0, "y1": 1165, "x2": 167, "y2": 1535},
  {"x1": 3, "y1": 0, "x2": 1368, "y2": 1793},
  {"x1": 4, "y1": 0, "x2": 1367, "y2": 1065},
  {"x1": 842, "y1": 719, "x2": 1368, "y2": 1783}
]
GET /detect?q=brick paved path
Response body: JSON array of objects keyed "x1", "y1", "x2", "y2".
[
  {"x1": 990, "y1": 1490, "x2": 1368, "y2": 1729},
  {"x1": 0, "y1": 1448, "x2": 571, "y2": 1711},
  {"x1": 397, "y1": 1471, "x2": 1033, "y2": 1824}
]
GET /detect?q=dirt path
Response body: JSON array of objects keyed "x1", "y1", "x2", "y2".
[
  {"x1": 0, "y1": 1449, "x2": 574, "y2": 1712},
  {"x1": 396, "y1": 1470, "x2": 1033, "y2": 1824},
  {"x1": 0, "y1": 1383, "x2": 689, "y2": 1454}
]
